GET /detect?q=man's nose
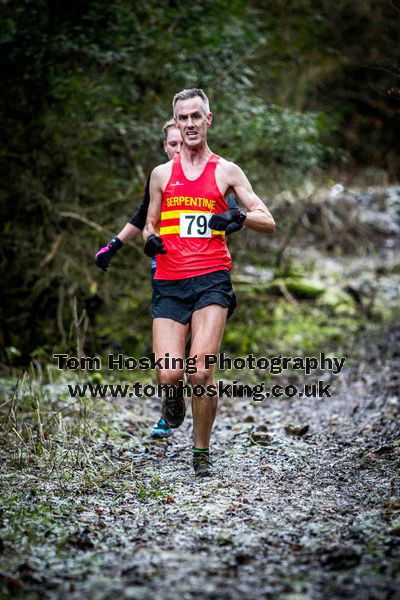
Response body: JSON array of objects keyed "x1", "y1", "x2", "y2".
[{"x1": 187, "y1": 116, "x2": 194, "y2": 127}]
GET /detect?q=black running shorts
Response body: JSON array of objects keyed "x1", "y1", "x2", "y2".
[{"x1": 152, "y1": 270, "x2": 237, "y2": 324}]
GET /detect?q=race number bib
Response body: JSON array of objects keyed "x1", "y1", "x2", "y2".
[{"x1": 180, "y1": 212, "x2": 212, "y2": 238}]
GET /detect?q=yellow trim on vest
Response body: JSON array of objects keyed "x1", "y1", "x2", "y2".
[
  {"x1": 161, "y1": 211, "x2": 181, "y2": 221},
  {"x1": 159, "y1": 225, "x2": 226, "y2": 237},
  {"x1": 160, "y1": 225, "x2": 180, "y2": 235}
]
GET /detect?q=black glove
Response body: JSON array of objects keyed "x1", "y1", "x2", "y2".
[
  {"x1": 95, "y1": 237, "x2": 123, "y2": 271},
  {"x1": 225, "y1": 221, "x2": 243, "y2": 236},
  {"x1": 144, "y1": 234, "x2": 167, "y2": 257},
  {"x1": 225, "y1": 193, "x2": 243, "y2": 235},
  {"x1": 209, "y1": 208, "x2": 246, "y2": 231}
]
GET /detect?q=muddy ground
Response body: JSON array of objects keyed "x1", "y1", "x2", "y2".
[{"x1": 1, "y1": 324, "x2": 399, "y2": 599}]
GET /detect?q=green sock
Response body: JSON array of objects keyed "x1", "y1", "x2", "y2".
[{"x1": 193, "y1": 447, "x2": 209, "y2": 455}]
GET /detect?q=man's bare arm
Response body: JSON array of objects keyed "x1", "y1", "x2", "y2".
[
  {"x1": 228, "y1": 163, "x2": 275, "y2": 233},
  {"x1": 143, "y1": 167, "x2": 164, "y2": 242}
]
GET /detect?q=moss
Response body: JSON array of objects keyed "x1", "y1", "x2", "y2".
[{"x1": 225, "y1": 291, "x2": 362, "y2": 358}]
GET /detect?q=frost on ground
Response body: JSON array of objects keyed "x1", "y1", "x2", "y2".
[{"x1": 0, "y1": 328, "x2": 399, "y2": 600}]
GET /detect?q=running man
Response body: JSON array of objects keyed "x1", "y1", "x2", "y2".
[
  {"x1": 143, "y1": 88, "x2": 275, "y2": 477},
  {"x1": 95, "y1": 118, "x2": 242, "y2": 439}
]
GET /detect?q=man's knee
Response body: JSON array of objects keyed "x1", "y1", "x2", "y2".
[
  {"x1": 190, "y1": 367, "x2": 213, "y2": 389},
  {"x1": 157, "y1": 369, "x2": 185, "y2": 386}
]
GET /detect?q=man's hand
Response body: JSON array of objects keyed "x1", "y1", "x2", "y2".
[
  {"x1": 225, "y1": 194, "x2": 243, "y2": 235},
  {"x1": 225, "y1": 221, "x2": 243, "y2": 236},
  {"x1": 209, "y1": 208, "x2": 247, "y2": 231},
  {"x1": 144, "y1": 234, "x2": 167, "y2": 257},
  {"x1": 95, "y1": 237, "x2": 123, "y2": 271}
]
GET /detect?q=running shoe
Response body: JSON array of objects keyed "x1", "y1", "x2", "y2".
[
  {"x1": 162, "y1": 395, "x2": 186, "y2": 429},
  {"x1": 151, "y1": 418, "x2": 172, "y2": 438},
  {"x1": 193, "y1": 453, "x2": 213, "y2": 477}
]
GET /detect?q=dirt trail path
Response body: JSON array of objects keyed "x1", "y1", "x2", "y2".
[{"x1": 99, "y1": 362, "x2": 399, "y2": 599}]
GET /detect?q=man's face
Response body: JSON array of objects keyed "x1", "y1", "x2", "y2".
[
  {"x1": 174, "y1": 96, "x2": 212, "y2": 149},
  {"x1": 164, "y1": 127, "x2": 183, "y2": 159}
]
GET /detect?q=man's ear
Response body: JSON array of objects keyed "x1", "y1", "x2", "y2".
[{"x1": 206, "y1": 112, "x2": 213, "y2": 127}]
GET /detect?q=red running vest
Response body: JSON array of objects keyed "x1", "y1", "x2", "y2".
[{"x1": 155, "y1": 152, "x2": 232, "y2": 280}]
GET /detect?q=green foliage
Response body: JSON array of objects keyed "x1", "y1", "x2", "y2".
[
  {"x1": 213, "y1": 98, "x2": 327, "y2": 186},
  {"x1": 225, "y1": 294, "x2": 359, "y2": 357}
]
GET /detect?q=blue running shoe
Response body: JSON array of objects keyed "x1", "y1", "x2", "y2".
[{"x1": 151, "y1": 418, "x2": 172, "y2": 439}]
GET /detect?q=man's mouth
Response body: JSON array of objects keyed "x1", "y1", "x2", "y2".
[{"x1": 186, "y1": 131, "x2": 198, "y2": 138}]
